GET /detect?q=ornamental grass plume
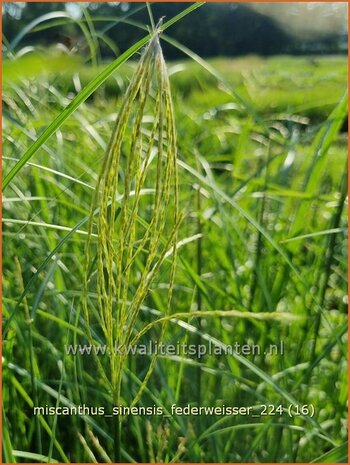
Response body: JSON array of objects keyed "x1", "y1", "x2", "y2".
[{"x1": 82, "y1": 26, "x2": 181, "y2": 460}]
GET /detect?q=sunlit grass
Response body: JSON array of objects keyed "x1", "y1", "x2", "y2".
[{"x1": 2, "y1": 6, "x2": 348, "y2": 463}]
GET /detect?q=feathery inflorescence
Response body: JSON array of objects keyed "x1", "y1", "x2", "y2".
[{"x1": 82, "y1": 30, "x2": 180, "y2": 408}]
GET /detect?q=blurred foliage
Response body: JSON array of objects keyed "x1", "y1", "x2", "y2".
[
  {"x1": 3, "y1": 52, "x2": 83, "y2": 85},
  {"x1": 3, "y1": 2, "x2": 347, "y2": 59}
]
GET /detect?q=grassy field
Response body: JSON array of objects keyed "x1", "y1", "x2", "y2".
[{"x1": 2, "y1": 11, "x2": 348, "y2": 463}]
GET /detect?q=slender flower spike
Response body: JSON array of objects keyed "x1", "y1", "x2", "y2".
[{"x1": 82, "y1": 29, "x2": 180, "y2": 410}]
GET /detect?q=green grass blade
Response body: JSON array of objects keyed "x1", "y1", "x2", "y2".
[
  {"x1": 3, "y1": 2, "x2": 204, "y2": 191},
  {"x1": 3, "y1": 214, "x2": 89, "y2": 336},
  {"x1": 12, "y1": 450, "x2": 59, "y2": 463},
  {"x1": 2, "y1": 406, "x2": 16, "y2": 463},
  {"x1": 178, "y1": 158, "x2": 298, "y2": 274},
  {"x1": 10, "y1": 11, "x2": 70, "y2": 49},
  {"x1": 311, "y1": 442, "x2": 348, "y2": 463}
]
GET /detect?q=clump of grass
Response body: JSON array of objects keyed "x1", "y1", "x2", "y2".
[
  {"x1": 2, "y1": 3, "x2": 347, "y2": 460},
  {"x1": 82, "y1": 27, "x2": 180, "y2": 461}
]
